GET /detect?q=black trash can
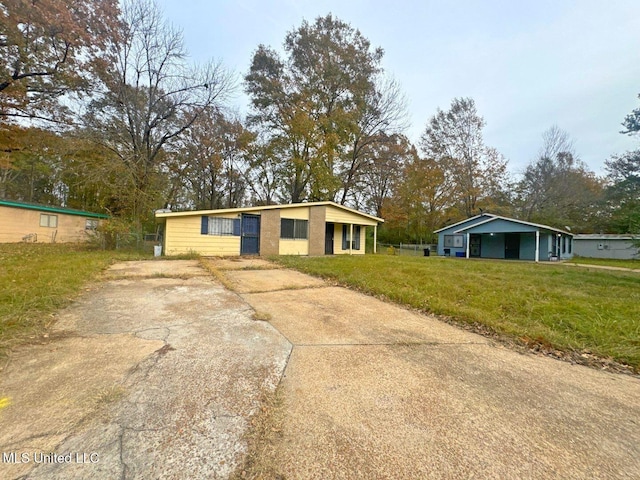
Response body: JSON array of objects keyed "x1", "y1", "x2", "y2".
[{"x1": 423, "y1": 248, "x2": 430, "y2": 257}]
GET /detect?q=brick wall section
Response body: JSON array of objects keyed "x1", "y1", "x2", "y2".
[
  {"x1": 259, "y1": 209, "x2": 280, "y2": 256},
  {"x1": 308, "y1": 205, "x2": 327, "y2": 256}
]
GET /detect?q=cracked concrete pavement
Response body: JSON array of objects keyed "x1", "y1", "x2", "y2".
[
  {"x1": 211, "y1": 257, "x2": 640, "y2": 480},
  {"x1": 0, "y1": 260, "x2": 291, "y2": 480},
  {"x1": 2, "y1": 257, "x2": 640, "y2": 479}
]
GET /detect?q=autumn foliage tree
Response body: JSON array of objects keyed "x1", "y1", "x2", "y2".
[
  {"x1": 419, "y1": 97, "x2": 509, "y2": 219},
  {"x1": 0, "y1": 0, "x2": 120, "y2": 122},
  {"x1": 172, "y1": 108, "x2": 253, "y2": 210},
  {"x1": 245, "y1": 14, "x2": 405, "y2": 205}
]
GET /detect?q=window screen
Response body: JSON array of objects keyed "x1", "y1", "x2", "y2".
[{"x1": 208, "y1": 217, "x2": 235, "y2": 236}]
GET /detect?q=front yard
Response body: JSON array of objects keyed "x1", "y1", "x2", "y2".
[
  {"x1": 0, "y1": 244, "x2": 149, "y2": 356},
  {"x1": 275, "y1": 255, "x2": 640, "y2": 372}
]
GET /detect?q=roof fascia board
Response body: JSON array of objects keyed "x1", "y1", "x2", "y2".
[
  {"x1": 156, "y1": 201, "x2": 384, "y2": 223},
  {"x1": 0, "y1": 200, "x2": 108, "y2": 218},
  {"x1": 434, "y1": 214, "x2": 491, "y2": 233}
]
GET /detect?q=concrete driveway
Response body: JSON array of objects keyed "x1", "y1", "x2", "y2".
[
  {"x1": 212, "y1": 257, "x2": 640, "y2": 479},
  {"x1": 1, "y1": 257, "x2": 639, "y2": 479},
  {"x1": 0, "y1": 260, "x2": 291, "y2": 479}
]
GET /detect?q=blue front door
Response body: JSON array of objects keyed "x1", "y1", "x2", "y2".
[{"x1": 241, "y1": 214, "x2": 260, "y2": 255}]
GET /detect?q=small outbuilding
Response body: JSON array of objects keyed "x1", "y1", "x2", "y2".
[
  {"x1": 434, "y1": 213, "x2": 574, "y2": 262},
  {"x1": 573, "y1": 234, "x2": 639, "y2": 260},
  {"x1": 155, "y1": 201, "x2": 383, "y2": 257},
  {"x1": 0, "y1": 199, "x2": 108, "y2": 243}
]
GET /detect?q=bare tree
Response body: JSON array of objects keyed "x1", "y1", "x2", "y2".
[
  {"x1": 517, "y1": 126, "x2": 603, "y2": 230},
  {"x1": 337, "y1": 76, "x2": 408, "y2": 206},
  {"x1": 83, "y1": 0, "x2": 234, "y2": 225}
]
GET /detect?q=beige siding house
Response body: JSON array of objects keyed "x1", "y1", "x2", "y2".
[
  {"x1": 155, "y1": 201, "x2": 383, "y2": 256},
  {"x1": 0, "y1": 199, "x2": 108, "y2": 243}
]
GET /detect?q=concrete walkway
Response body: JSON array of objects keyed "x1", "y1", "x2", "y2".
[{"x1": 211, "y1": 258, "x2": 640, "y2": 479}]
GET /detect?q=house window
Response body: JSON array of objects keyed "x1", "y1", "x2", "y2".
[
  {"x1": 85, "y1": 219, "x2": 99, "y2": 230},
  {"x1": 342, "y1": 225, "x2": 361, "y2": 250},
  {"x1": 568, "y1": 238, "x2": 572, "y2": 254},
  {"x1": 281, "y1": 219, "x2": 308, "y2": 239},
  {"x1": 40, "y1": 214, "x2": 58, "y2": 228},
  {"x1": 207, "y1": 217, "x2": 240, "y2": 236},
  {"x1": 444, "y1": 235, "x2": 454, "y2": 247},
  {"x1": 444, "y1": 235, "x2": 463, "y2": 248}
]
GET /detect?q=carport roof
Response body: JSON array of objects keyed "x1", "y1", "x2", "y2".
[{"x1": 435, "y1": 213, "x2": 572, "y2": 236}]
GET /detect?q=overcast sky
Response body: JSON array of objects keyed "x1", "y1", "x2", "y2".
[{"x1": 155, "y1": 0, "x2": 640, "y2": 176}]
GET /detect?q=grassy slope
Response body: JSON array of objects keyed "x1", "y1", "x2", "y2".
[
  {"x1": 275, "y1": 255, "x2": 640, "y2": 371},
  {"x1": 0, "y1": 244, "x2": 149, "y2": 354}
]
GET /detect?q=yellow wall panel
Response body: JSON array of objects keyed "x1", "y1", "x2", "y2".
[
  {"x1": 0, "y1": 206, "x2": 101, "y2": 243},
  {"x1": 279, "y1": 206, "x2": 309, "y2": 220},
  {"x1": 279, "y1": 239, "x2": 309, "y2": 255},
  {"x1": 325, "y1": 205, "x2": 377, "y2": 226},
  {"x1": 165, "y1": 215, "x2": 241, "y2": 256}
]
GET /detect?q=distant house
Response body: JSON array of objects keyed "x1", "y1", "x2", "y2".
[
  {"x1": 434, "y1": 214, "x2": 574, "y2": 262},
  {"x1": 573, "y1": 234, "x2": 639, "y2": 260},
  {"x1": 0, "y1": 199, "x2": 108, "y2": 243},
  {"x1": 155, "y1": 201, "x2": 384, "y2": 257}
]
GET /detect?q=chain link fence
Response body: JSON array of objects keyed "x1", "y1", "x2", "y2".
[{"x1": 377, "y1": 243, "x2": 438, "y2": 257}]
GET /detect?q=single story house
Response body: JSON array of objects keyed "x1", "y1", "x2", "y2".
[
  {"x1": 434, "y1": 213, "x2": 574, "y2": 262},
  {"x1": 573, "y1": 234, "x2": 639, "y2": 260},
  {"x1": 0, "y1": 199, "x2": 108, "y2": 243},
  {"x1": 155, "y1": 201, "x2": 384, "y2": 256}
]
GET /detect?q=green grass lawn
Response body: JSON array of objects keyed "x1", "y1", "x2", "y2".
[
  {"x1": 567, "y1": 256, "x2": 640, "y2": 270},
  {"x1": 274, "y1": 255, "x2": 640, "y2": 371},
  {"x1": 0, "y1": 243, "x2": 150, "y2": 355}
]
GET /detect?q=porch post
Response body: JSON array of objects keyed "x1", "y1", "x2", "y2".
[
  {"x1": 466, "y1": 233, "x2": 470, "y2": 259},
  {"x1": 535, "y1": 230, "x2": 540, "y2": 262},
  {"x1": 349, "y1": 224, "x2": 353, "y2": 255},
  {"x1": 373, "y1": 224, "x2": 377, "y2": 254}
]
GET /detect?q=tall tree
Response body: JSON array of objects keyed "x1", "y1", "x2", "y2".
[
  {"x1": 245, "y1": 14, "x2": 405, "y2": 205},
  {"x1": 83, "y1": 0, "x2": 233, "y2": 227},
  {"x1": 360, "y1": 133, "x2": 413, "y2": 218},
  {"x1": 601, "y1": 97, "x2": 640, "y2": 234},
  {"x1": 419, "y1": 97, "x2": 509, "y2": 218},
  {"x1": 603, "y1": 151, "x2": 640, "y2": 233},
  {"x1": 516, "y1": 126, "x2": 603, "y2": 231},
  {"x1": 0, "y1": 0, "x2": 120, "y2": 122}
]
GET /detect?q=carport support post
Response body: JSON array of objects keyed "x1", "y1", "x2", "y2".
[
  {"x1": 349, "y1": 224, "x2": 353, "y2": 255},
  {"x1": 373, "y1": 225, "x2": 377, "y2": 254},
  {"x1": 535, "y1": 230, "x2": 540, "y2": 262},
  {"x1": 466, "y1": 233, "x2": 470, "y2": 258}
]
